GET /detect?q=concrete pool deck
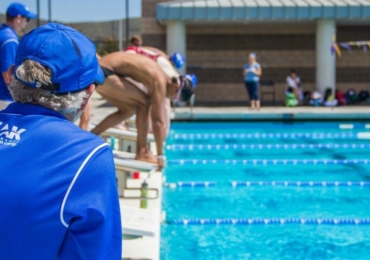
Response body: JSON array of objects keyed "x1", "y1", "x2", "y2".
[
  {"x1": 87, "y1": 92, "x2": 370, "y2": 123},
  {"x1": 172, "y1": 106, "x2": 370, "y2": 121}
]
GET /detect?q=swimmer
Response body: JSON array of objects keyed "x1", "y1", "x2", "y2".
[
  {"x1": 91, "y1": 52, "x2": 195, "y2": 167},
  {"x1": 125, "y1": 36, "x2": 185, "y2": 80},
  {"x1": 79, "y1": 41, "x2": 185, "y2": 132},
  {"x1": 124, "y1": 38, "x2": 186, "y2": 136}
]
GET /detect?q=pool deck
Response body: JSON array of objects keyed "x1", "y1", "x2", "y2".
[
  {"x1": 88, "y1": 92, "x2": 370, "y2": 123},
  {"x1": 172, "y1": 106, "x2": 370, "y2": 121}
]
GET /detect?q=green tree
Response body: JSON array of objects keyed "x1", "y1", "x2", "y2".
[{"x1": 96, "y1": 37, "x2": 127, "y2": 56}]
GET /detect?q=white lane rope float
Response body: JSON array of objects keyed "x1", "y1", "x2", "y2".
[
  {"x1": 164, "y1": 181, "x2": 370, "y2": 188},
  {"x1": 166, "y1": 143, "x2": 370, "y2": 151},
  {"x1": 169, "y1": 218, "x2": 370, "y2": 225},
  {"x1": 168, "y1": 159, "x2": 370, "y2": 165},
  {"x1": 172, "y1": 132, "x2": 370, "y2": 140}
]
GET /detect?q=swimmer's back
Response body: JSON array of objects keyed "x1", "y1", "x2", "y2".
[{"x1": 99, "y1": 51, "x2": 167, "y2": 92}]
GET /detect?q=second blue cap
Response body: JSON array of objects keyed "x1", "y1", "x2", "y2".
[{"x1": 7, "y1": 2, "x2": 37, "y2": 18}]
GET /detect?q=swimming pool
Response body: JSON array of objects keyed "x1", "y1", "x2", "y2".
[{"x1": 161, "y1": 122, "x2": 370, "y2": 260}]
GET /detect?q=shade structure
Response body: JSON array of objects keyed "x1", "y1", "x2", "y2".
[{"x1": 156, "y1": 0, "x2": 370, "y2": 21}]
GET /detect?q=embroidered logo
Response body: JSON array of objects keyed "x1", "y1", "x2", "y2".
[{"x1": 0, "y1": 122, "x2": 26, "y2": 147}]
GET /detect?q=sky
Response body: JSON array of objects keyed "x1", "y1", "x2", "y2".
[{"x1": 0, "y1": 0, "x2": 142, "y2": 22}]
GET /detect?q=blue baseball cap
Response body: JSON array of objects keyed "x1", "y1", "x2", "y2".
[
  {"x1": 14, "y1": 23, "x2": 104, "y2": 94},
  {"x1": 7, "y1": 2, "x2": 37, "y2": 19},
  {"x1": 171, "y1": 52, "x2": 186, "y2": 69}
]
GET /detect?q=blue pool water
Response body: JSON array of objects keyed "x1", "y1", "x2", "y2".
[{"x1": 161, "y1": 122, "x2": 370, "y2": 259}]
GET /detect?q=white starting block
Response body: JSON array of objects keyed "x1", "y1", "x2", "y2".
[
  {"x1": 120, "y1": 204, "x2": 159, "y2": 238},
  {"x1": 89, "y1": 125, "x2": 155, "y2": 154},
  {"x1": 114, "y1": 150, "x2": 158, "y2": 198},
  {"x1": 113, "y1": 150, "x2": 157, "y2": 172}
]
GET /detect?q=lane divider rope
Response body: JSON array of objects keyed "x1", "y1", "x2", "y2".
[
  {"x1": 168, "y1": 159, "x2": 370, "y2": 165},
  {"x1": 164, "y1": 181, "x2": 370, "y2": 188},
  {"x1": 169, "y1": 218, "x2": 370, "y2": 225},
  {"x1": 231, "y1": 181, "x2": 370, "y2": 187},
  {"x1": 167, "y1": 143, "x2": 370, "y2": 151},
  {"x1": 165, "y1": 181, "x2": 217, "y2": 188},
  {"x1": 172, "y1": 132, "x2": 366, "y2": 140}
]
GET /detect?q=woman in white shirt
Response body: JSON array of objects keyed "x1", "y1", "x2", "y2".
[{"x1": 286, "y1": 70, "x2": 303, "y2": 103}]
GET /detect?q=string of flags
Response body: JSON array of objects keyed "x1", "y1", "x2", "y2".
[{"x1": 332, "y1": 41, "x2": 370, "y2": 57}]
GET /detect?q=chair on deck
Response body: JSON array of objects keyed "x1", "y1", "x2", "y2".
[{"x1": 260, "y1": 80, "x2": 276, "y2": 105}]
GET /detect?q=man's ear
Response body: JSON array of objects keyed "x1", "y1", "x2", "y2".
[
  {"x1": 8, "y1": 65, "x2": 14, "y2": 77},
  {"x1": 87, "y1": 84, "x2": 95, "y2": 95},
  {"x1": 80, "y1": 84, "x2": 95, "y2": 111}
]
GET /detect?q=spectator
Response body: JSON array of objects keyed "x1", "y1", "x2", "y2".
[
  {"x1": 310, "y1": 91, "x2": 323, "y2": 106},
  {"x1": 346, "y1": 89, "x2": 359, "y2": 104},
  {"x1": 285, "y1": 87, "x2": 298, "y2": 107},
  {"x1": 0, "y1": 2, "x2": 36, "y2": 110},
  {"x1": 0, "y1": 23, "x2": 121, "y2": 259},
  {"x1": 286, "y1": 70, "x2": 302, "y2": 104},
  {"x1": 335, "y1": 89, "x2": 347, "y2": 105},
  {"x1": 243, "y1": 53, "x2": 262, "y2": 110},
  {"x1": 324, "y1": 88, "x2": 338, "y2": 107}
]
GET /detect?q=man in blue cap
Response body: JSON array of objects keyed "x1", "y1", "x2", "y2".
[
  {"x1": 0, "y1": 23, "x2": 121, "y2": 259},
  {"x1": 0, "y1": 2, "x2": 36, "y2": 109}
]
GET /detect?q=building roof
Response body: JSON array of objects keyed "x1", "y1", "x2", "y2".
[{"x1": 156, "y1": 0, "x2": 370, "y2": 21}]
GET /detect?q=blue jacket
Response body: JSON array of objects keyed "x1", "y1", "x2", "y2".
[
  {"x1": 0, "y1": 103, "x2": 122, "y2": 259},
  {"x1": 0, "y1": 24, "x2": 18, "y2": 101}
]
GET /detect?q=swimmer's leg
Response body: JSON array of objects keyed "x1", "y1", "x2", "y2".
[
  {"x1": 114, "y1": 121, "x2": 130, "y2": 131},
  {"x1": 135, "y1": 104, "x2": 157, "y2": 164},
  {"x1": 91, "y1": 103, "x2": 134, "y2": 135},
  {"x1": 91, "y1": 76, "x2": 146, "y2": 135}
]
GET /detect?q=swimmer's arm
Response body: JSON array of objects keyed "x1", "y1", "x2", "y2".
[{"x1": 150, "y1": 80, "x2": 167, "y2": 159}]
